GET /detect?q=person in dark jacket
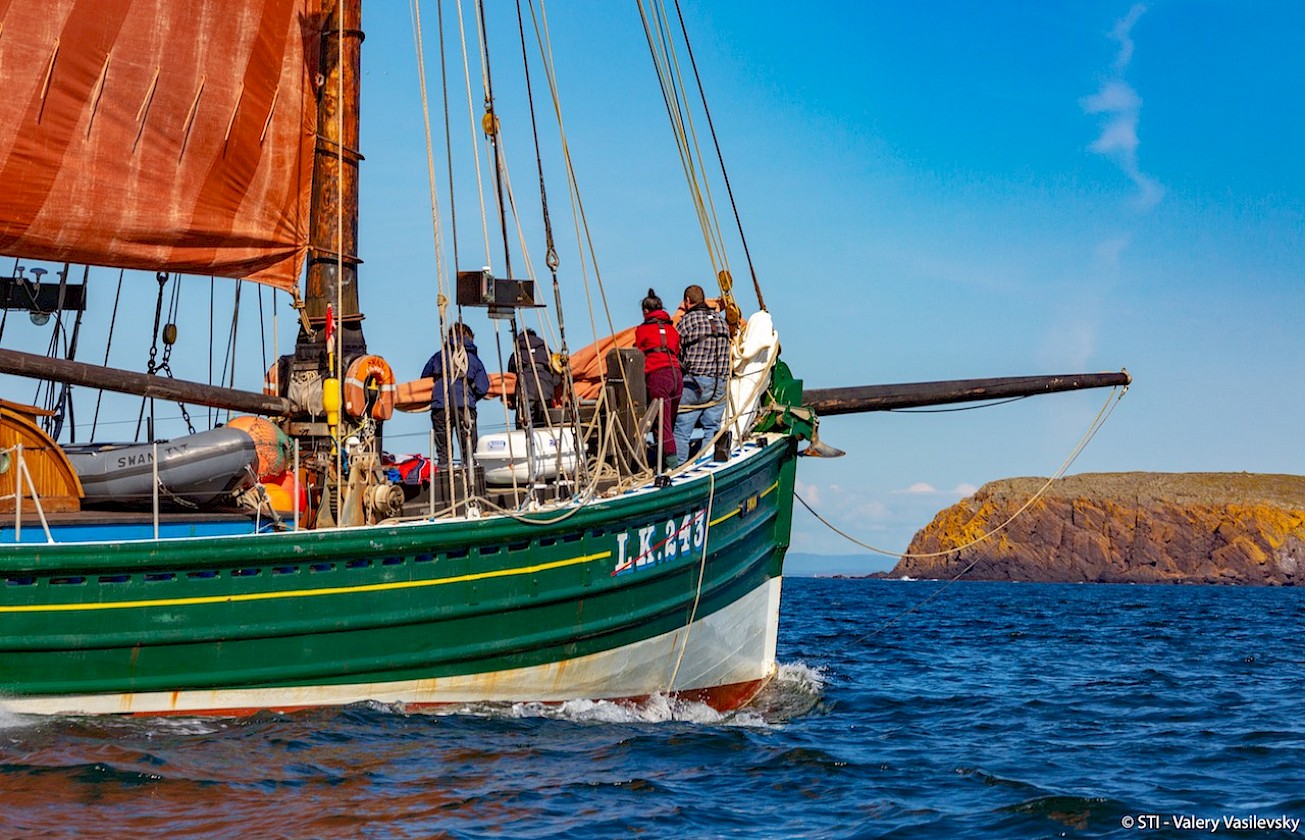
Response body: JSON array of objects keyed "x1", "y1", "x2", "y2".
[
  {"x1": 508, "y1": 327, "x2": 558, "y2": 430},
  {"x1": 421, "y1": 321, "x2": 490, "y2": 466},
  {"x1": 634, "y1": 288, "x2": 683, "y2": 469}
]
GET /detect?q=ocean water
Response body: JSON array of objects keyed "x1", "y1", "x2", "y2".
[{"x1": 2, "y1": 577, "x2": 1304, "y2": 839}]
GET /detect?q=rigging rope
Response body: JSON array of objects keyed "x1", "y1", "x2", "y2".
[
  {"x1": 668, "y1": 471, "x2": 717, "y2": 692},
  {"x1": 219, "y1": 280, "x2": 243, "y2": 397},
  {"x1": 0, "y1": 257, "x2": 17, "y2": 344},
  {"x1": 411, "y1": 0, "x2": 460, "y2": 492},
  {"x1": 34, "y1": 264, "x2": 71, "y2": 423},
  {"x1": 90, "y1": 268, "x2": 126, "y2": 440},
  {"x1": 808, "y1": 384, "x2": 1130, "y2": 649},
  {"x1": 889, "y1": 396, "x2": 1030, "y2": 413},
  {"x1": 409, "y1": 0, "x2": 597, "y2": 501},
  {"x1": 456, "y1": 0, "x2": 493, "y2": 270},
  {"x1": 523, "y1": 1, "x2": 635, "y2": 437},
  {"x1": 515, "y1": 0, "x2": 557, "y2": 272},
  {"x1": 638, "y1": 0, "x2": 745, "y2": 329},
  {"x1": 514, "y1": 1, "x2": 572, "y2": 358},
  {"x1": 154, "y1": 270, "x2": 197, "y2": 435},
  {"x1": 51, "y1": 264, "x2": 89, "y2": 440},
  {"x1": 207, "y1": 275, "x2": 215, "y2": 428},
  {"x1": 488, "y1": 318, "x2": 521, "y2": 498},
  {"x1": 637, "y1": 0, "x2": 752, "y2": 368},
  {"x1": 406, "y1": 0, "x2": 767, "y2": 502},
  {"x1": 334, "y1": 0, "x2": 345, "y2": 520},
  {"x1": 638, "y1": 1, "x2": 727, "y2": 274},
  {"x1": 670, "y1": 0, "x2": 764, "y2": 313},
  {"x1": 518, "y1": 4, "x2": 588, "y2": 473},
  {"x1": 257, "y1": 283, "x2": 269, "y2": 385},
  {"x1": 475, "y1": 0, "x2": 515, "y2": 282},
  {"x1": 436, "y1": 0, "x2": 460, "y2": 271},
  {"x1": 134, "y1": 272, "x2": 170, "y2": 441}
]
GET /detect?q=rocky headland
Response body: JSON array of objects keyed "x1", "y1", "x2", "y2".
[{"x1": 892, "y1": 473, "x2": 1305, "y2": 585}]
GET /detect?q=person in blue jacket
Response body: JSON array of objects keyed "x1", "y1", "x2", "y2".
[{"x1": 421, "y1": 321, "x2": 490, "y2": 466}]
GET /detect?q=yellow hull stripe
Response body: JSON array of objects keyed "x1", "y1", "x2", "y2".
[
  {"x1": 709, "y1": 480, "x2": 780, "y2": 527},
  {"x1": 0, "y1": 551, "x2": 612, "y2": 614}
]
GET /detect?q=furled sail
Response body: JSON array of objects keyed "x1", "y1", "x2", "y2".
[{"x1": 0, "y1": 0, "x2": 322, "y2": 291}]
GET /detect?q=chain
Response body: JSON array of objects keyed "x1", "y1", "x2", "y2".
[{"x1": 143, "y1": 272, "x2": 197, "y2": 436}]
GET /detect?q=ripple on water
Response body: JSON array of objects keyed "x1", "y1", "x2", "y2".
[{"x1": 2, "y1": 579, "x2": 1304, "y2": 838}]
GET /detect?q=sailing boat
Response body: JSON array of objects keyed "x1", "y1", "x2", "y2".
[{"x1": 0, "y1": 2, "x2": 1127, "y2": 717}]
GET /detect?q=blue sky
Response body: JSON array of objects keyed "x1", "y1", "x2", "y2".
[
  {"x1": 6, "y1": 2, "x2": 1301, "y2": 575},
  {"x1": 354, "y1": 1, "x2": 1303, "y2": 574}
]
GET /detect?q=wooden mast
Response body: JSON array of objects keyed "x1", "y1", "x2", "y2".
[
  {"x1": 302, "y1": 0, "x2": 366, "y2": 354},
  {"x1": 278, "y1": 0, "x2": 374, "y2": 451}
]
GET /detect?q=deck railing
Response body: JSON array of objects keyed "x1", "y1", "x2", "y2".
[{"x1": 4, "y1": 444, "x2": 54, "y2": 544}]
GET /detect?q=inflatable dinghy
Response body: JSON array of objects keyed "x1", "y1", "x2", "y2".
[{"x1": 65, "y1": 427, "x2": 258, "y2": 509}]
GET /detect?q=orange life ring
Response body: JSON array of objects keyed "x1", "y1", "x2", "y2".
[
  {"x1": 344, "y1": 354, "x2": 396, "y2": 421},
  {"x1": 263, "y1": 362, "x2": 279, "y2": 398}
]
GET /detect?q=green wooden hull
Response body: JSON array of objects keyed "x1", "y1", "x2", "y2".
[{"x1": 0, "y1": 434, "x2": 798, "y2": 715}]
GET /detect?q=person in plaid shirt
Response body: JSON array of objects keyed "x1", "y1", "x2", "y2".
[{"x1": 673, "y1": 284, "x2": 731, "y2": 463}]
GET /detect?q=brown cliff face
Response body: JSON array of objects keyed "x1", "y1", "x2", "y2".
[{"x1": 894, "y1": 473, "x2": 1305, "y2": 585}]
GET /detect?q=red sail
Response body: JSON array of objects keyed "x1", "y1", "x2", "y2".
[{"x1": 0, "y1": 0, "x2": 322, "y2": 292}]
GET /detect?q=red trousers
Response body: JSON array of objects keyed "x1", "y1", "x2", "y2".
[{"x1": 646, "y1": 366, "x2": 683, "y2": 458}]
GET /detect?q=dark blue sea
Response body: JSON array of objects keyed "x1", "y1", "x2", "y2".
[{"x1": 3, "y1": 578, "x2": 1304, "y2": 838}]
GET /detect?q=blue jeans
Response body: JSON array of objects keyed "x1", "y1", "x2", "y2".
[{"x1": 673, "y1": 374, "x2": 726, "y2": 462}]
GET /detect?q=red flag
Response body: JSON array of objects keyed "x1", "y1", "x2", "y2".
[{"x1": 324, "y1": 304, "x2": 335, "y2": 349}]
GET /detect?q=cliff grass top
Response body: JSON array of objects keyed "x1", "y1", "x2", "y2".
[{"x1": 980, "y1": 473, "x2": 1305, "y2": 510}]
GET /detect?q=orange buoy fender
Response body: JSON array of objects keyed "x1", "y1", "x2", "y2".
[
  {"x1": 345, "y1": 354, "x2": 396, "y2": 421},
  {"x1": 226, "y1": 415, "x2": 292, "y2": 478},
  {"x1": 262, "y1": 469, "x2": 308, "y2": 516}
]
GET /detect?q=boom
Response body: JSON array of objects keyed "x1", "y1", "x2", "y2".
[{"x1": 803, "y1": 371, "x2": 1131, "y2": 415}]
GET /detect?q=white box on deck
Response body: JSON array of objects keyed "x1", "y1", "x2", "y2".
[{"x1": 476, "y1": 428, "x2": 579, "y2": 486}]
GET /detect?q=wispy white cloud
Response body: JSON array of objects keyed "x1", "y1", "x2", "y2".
[
  {"x1": 1082, "y1": 4, "x2": 1164, "y2": 210},
  {"x1": 1094, "y1": 233, "x2": 1132, "y2": 267},
  {"x1": 1109, "y1": 3, "x2": 1147, "y2": 73},
  {"x1": 1036, "y1": 232, "x2": 1133, "y2": 373},
  {"x1": 893, "y1": 481, "x2": 976, "y2": 497},
  {"x1": 1084, "y1": 80, "x2": 1142, "y2": 123},
  {"x1": 792, "y1": 484, "x2": 914, "y2": 555},
  {"x1": 853, "y1": 498, "x2": 890, "y2": 520},
  {"x1": 791, "y1": 482, "x2": 978, "y2": 556}
]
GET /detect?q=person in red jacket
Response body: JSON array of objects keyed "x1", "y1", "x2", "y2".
[{"x1": 634, "y1": 288, "x2": 683, "y2": 469}]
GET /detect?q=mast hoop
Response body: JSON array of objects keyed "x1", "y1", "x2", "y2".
[
  {"x1": 314, "y1": 135, "x2": 365, "y2": 163},
  {"x1": 306, "y1": 248, "x2": 363, "y2": 266},
  {"x1": 320, "y1": 27, "x2": 366, "y2": 40}
]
